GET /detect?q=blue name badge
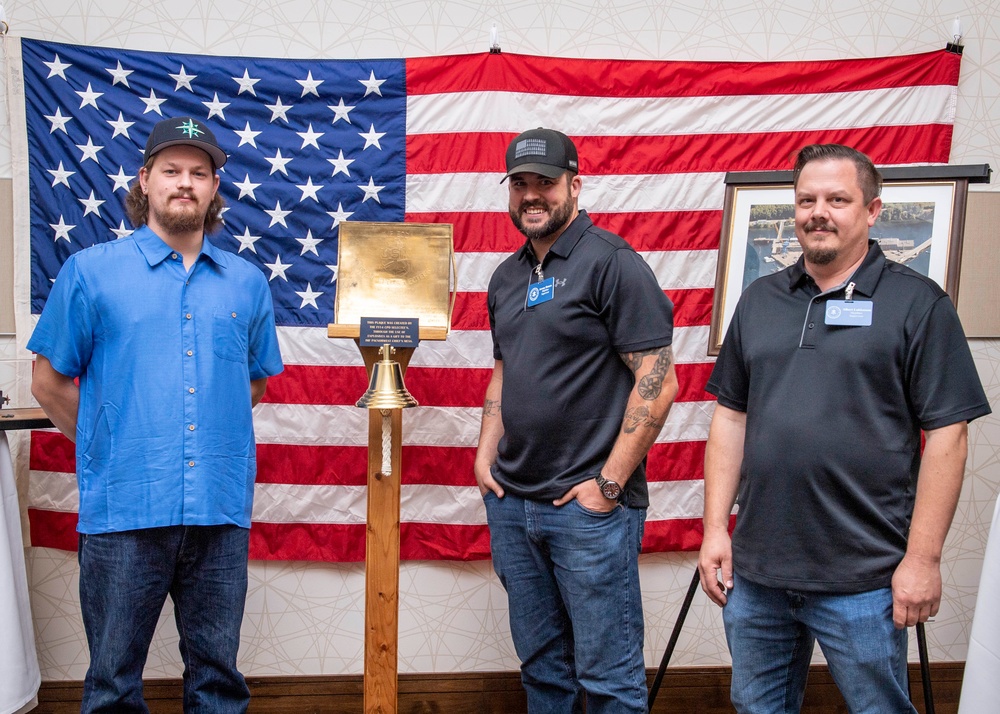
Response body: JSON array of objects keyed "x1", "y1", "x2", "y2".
[
  {"x1": 526, "y1": 277, "x2": 555, "y2": 307},
  {"x1": 825, "y1": 300, "x2": 873, "y2": 326}
]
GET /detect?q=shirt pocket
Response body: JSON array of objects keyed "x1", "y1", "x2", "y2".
[{"x1": 213, "y1": 307, "x2": 250, "y2": 362}]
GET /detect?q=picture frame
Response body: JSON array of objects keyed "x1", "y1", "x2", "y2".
[{"x1": 707, "y1": 165, "x2": 991, "y2": 356}]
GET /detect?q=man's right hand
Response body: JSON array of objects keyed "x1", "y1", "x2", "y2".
[
  {"x1": 698, "y1": 528, "x2": 734, "y2": 607},
  {"x1": 474, "y1": 461, "x2": 504, "y2": 498}
]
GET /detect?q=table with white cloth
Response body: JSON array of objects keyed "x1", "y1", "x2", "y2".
[
  {"x1": 0, "y1": 410, "x2": 46, "y2": 714},
  {"x1": 959, "y1": 493, "x2": 1000, "y2": 712}
]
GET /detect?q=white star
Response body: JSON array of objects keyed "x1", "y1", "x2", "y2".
[
  {"x1": 78, "y1": 191, "x2": 106, "y2": 218},
  {"x1": 296, "y1": 176, "x2": 324, "y2": 202},
  {"x1": 44, "y1": 55, "x2": 72, "y2": 80},
  {"x1": 50, "y1": 216, "x2": 75, "y2": 242},
  {"x1": 295, "y1": 283, "x2": 323, "y2": 309},
  {"x1": 264, "y1": 149, "x2": 293, "y2": 176},
  {"x1": 327, "y1": 202, "x2": 354, "y2": 228},
  {"x1": 233, "y1": 70, "x2": 261, "y2": 96},
  {"x1": 266, "y1": 97, "x2": 293, "y2": 123},
  {"x1": 108, "y1": 166, "x2": 136, "y2": 193},
  {"x1": 234, "y1": 122, "x2": 261, "y2": 148},
  {"x1": 203, "y1": 93, "x2": 230, "y2": 120},
  {"x1": 359, "y1": 70, "x2": 386, "y2": 97},
  {"x1": 327, "y1": 150, "x2": 355, "y2": 177},
  {"x1": 264, "y1": 201, "x2": 292, "y2": 228},
  {"x1": 296, "y1": 71, "x2": 324, "y2": 97},
  {"x1": 296, "y1": 230, "x2": 323, "y2": 256},
  {"x1": 326, "y1": 264, "x2": 339, "y2": 283},
  {"x1": 111, "y1": 220, "x2": 134, "y2": 239},
  {"x1": 233, "y1": 174, "x2": 261, "y2": 201},
  {"x1": 328, "y1": 98, "x2": 355, "y2": 125},
  {"x1": 47, "y1": 162, "x2": 75, "y2": 188},
  {"x1": 264, "y1": 254, "x2": 292, "y2": 281},
  {"x1": 359, "y1": 124, "x2": 386, "y2": 150},
  {"x1": 75, "y1": 83, "x2": 103, "y2": 109},
  {"x1": 219, "y1": 206, "x2": 231, "y2": 224},
  {"x1": 44, "y1": 107, "x2": 73, "y2": 134},
  {"x1": 234, "y1": 227, "x2": 262, "y2": 253},
  {"x1": 296, "y1": 123, "x2": 324, "y2": 149},
  {"x1": 76, "y1": 137, "x2": 104, "y2": 163},
  {"x1": 106, "y1": 61, "x2": 133, "y2": 87},
  {"x1": 140, "y1": 89, "x2": 167, "y2": 115},
  {"x1": 107, "y1": 112, "x2": 135, "y2": 139},
  {"x1": 358, "y1": 177, "x2": 385, "y2": 203},
  {"x1": 170, "y1": 65, "x2": 197, "y2": 92}
]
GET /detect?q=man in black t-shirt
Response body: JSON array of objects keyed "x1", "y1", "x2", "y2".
[
  {"x1": 474, "y1": 128, "x2": 677, "y2": 713},
  {"x1": 698, "y1": 144, "x2": 991, "y2": 714}
]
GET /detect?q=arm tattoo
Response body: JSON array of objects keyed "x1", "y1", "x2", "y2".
[
  {"x1": 623, "y1": 405, "x2": 665, "y2": 434},
  {"x1": 483, "y1": 398, "x2": 501, "y2": 418},
  {"x1": 623, "y1": 345, "x2": 674, "y2": 401}
]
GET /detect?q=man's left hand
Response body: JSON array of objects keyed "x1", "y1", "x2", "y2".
[
  {"x1": 891, "y1": 553, "x2": 942, "y2": 629},
  {"x1": 553, "y1": 478, "x2": 617, "y2": 512}
]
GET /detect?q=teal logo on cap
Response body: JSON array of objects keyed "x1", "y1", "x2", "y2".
[{"x1": 177, "y1": 119, "x2": 204, "y2": 139}]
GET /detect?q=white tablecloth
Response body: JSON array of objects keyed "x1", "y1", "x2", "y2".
[
  {"x1": 0, "y1": 432, "x2": 39, "y2": 713},
  {"x1": 959, "y1": 494, "x2": 1000, "y2": 713}
]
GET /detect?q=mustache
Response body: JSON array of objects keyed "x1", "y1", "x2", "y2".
[{"x1": 803, "y1": 220, "x2": 836, "y2": 233}]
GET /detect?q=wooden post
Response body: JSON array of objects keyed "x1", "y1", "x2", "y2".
[{"x1": 359, "y1": 346, "x2": 412, "y2": 714}]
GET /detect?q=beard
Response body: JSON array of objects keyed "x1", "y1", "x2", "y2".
[
  {"x1": 800, "y1": 220, "x2": 838, "y2": 265},
  {"x1": 150, "y1": 194, "x2": 206, "y2": 234},
  {"x1": 509, "y1": 192, "x2": 575, "y2": 241}
]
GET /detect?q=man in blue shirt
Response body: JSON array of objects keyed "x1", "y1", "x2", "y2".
[{"x1": 29, "y1": 117, "x2": 283, "y2": 713}]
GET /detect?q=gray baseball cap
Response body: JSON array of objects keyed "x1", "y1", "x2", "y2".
[
  {"x1": 502, "y1": 128, "x2": 578, "y2": 182},
  {"x1": 143, "y1": 116, "x2": 227, "y2": 168}
]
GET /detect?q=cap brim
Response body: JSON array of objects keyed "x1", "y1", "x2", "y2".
[
  {"x1": 501, "y1": 163, "x2": 570, "y2": 183},
  {"x1": 148, "y1": 138, "x2": 227, "y2": 169}
]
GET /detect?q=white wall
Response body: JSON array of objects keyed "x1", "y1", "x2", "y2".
[{"x1": 1, "y1": 0, "x2": 998, "y2": 680}]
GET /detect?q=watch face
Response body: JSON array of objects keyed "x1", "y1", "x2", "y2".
[{"x1": 600, "y1": 479, "x2": 621, "y2": 500}]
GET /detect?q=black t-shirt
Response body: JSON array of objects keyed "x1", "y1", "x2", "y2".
[
  {"x1": 707, "y1": 241, "x2": 991, "y2": 592},
  {"x1": 487, "y1": 212, "x2": 674, "y2": 505}
]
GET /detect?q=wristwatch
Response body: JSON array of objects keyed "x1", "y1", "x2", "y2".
[{"x1": 595, "y1": 474, "x2": 622, "y2": 501}]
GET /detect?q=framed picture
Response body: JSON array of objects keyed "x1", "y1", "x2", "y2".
[{"x1": 707, "y1": 165, "x2": 991, "y2": 356}]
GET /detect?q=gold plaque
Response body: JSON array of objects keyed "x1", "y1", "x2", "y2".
[{"x1": 332, "y1": 221, "x2": 454, "y2": 340}]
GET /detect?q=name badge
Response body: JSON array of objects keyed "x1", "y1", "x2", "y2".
[
  {"x1": 526, "y1": 277, "x2": 555, "y2": 307},
  {"x1": 825, "y1": 300, "x2": 872, "y2": 326}
]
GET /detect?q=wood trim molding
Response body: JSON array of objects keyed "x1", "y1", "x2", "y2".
[{"x1": 34, "y1": 663, "x2": 964, "y2": 713}]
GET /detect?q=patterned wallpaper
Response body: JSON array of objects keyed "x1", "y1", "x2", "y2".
[{"x1": 1, "y1": 0, "x2": 998, "y2": 680}]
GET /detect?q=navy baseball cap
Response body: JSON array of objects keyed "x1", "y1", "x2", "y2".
[
  {"x1": 143, "y1": 116, "x2": 227, "y2": 168},
  {"x1": 502, "y1": 128, "x2": 578, "y2": 182}
]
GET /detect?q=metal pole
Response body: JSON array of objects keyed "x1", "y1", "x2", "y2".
[{"x1": 647, "y1": 568, "x2": 700, "y2": 711}]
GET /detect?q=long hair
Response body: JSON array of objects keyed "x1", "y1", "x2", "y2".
[
  {"x1": 124, "y1": 155, "x2": 226, "y2": 234},
  {"x1": 792, "y1": 144, "x2": 882, "y2": 205}
]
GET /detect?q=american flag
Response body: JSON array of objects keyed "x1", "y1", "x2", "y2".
[{"x1": 15, "y1": 37, "x2": 961, "y2": 561}]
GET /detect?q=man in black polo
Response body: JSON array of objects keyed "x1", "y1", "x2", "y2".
[
  {"x1": 474, "y1": 128, "x2": 678, "y2": 713},
  {"x1": 698, "y1": 143, "x2": 991, "y2": 713}
]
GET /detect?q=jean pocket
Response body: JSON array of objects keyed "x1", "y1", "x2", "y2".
[
  {"x1": 571, "y1": 498, "x2": 620, "y2": 517},
  {"x1": 213, "y1": 308, "x2": 250, "y2": 362}
]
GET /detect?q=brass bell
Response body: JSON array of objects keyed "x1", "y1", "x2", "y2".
[{"x1": 356, "y1": 344, "x2": 418, "y2": 409}]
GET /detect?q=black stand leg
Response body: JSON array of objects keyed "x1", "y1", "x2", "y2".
[
  {"x1": 647, "y1": 568, "x2": 701, "y2": 712},
  {"x1": 916, "y1": 622, "x2": 935, "y2": 714}
]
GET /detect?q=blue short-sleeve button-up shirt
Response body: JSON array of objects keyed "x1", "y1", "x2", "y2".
[{"x1": 28, "y1": 226, "x2": 283, "y2": 533}]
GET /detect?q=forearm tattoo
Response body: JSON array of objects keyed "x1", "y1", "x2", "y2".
[
  {"x1": 483, "y1": 398, "x2": 501, "y2": 418},
  {"x1": 623, "y1": 405, "x2": 665, "y2": 434},
  {"x1": 622, "y1": 345, "x2": 674, "y2": 401}
]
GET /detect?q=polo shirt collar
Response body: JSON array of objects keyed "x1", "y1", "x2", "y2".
[
  {"x1": 787, "y1": 240, "x2": 885, "y2": 296},
  {"x1": 132, "y1": 225, "x2": 227, "y2": 268},
  {"x1": 516, "y1": 210, "x2": 593, "y2": 264}
]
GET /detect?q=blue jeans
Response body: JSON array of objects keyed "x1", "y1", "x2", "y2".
[
  {"x1": 484, "y1": 492, "x2": 647, "y2": 714},
  {"x1": 723, "y1": 575, "x2": 916, "y2": 714},
  {"x1": 78, "y1": 525, "x2": 251, "y2": 713}
]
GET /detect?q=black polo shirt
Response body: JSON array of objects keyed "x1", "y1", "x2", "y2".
[
  {"x1": 707, "y1": 241, "x2": 991, "y2": 593},
  {"x1": 487, "y1": 211, "x2": 674, "y2": 506}
]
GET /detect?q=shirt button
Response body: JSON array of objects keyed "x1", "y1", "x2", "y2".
[
  {"x1": 231, "y1": 312, "x2": 237, "y2": 318},
  {"x1": 188, "y1": 424, "x2": 195, "y2": 431},
  {"x1": 188, "y1": 461, "x2": 195, "y2": 467},
  {"x1": 188, "y1": 387, "x2": 195, "y2": 394},
  {"x1": 808, "y1": 322, "x2": 815, "y2": 329},
  {"x1": 187, "y1": 350, "x2": 193, "y2": 356},
  {"x1": 186, "y1": 313, "x2": 192, "y2": 319},
  {"x1": 171, "y1": 253, "x2": 178, "y2": 260}
]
